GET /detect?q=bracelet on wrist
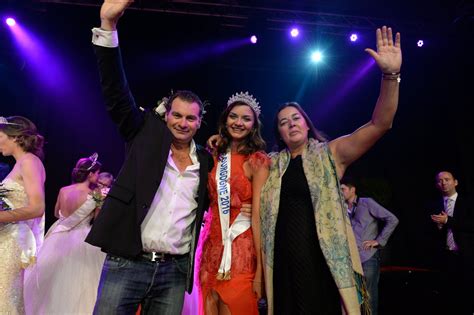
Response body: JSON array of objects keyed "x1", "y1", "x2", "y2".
[{"x1": 382, "y1": 72, "x2": 401, "y2": 83}]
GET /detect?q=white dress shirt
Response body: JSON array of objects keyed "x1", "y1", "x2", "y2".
[
  {"x1": 141, "y1": 141, "x2": 200, "y2": 254},
  {"x1": 91, "y1": 27, "x2": 119, "y2": 47}
]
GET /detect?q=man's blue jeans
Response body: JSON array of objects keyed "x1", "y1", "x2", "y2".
[
  {"x1": 93, "y1": 254, "x2": 189, "y2": 315},
  {"x1": 362, "y1": 251, "x2": 380, "y2": 315}
]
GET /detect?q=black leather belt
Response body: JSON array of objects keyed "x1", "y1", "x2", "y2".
[{"x1": 139, "y1": 251, "x2": 188, "y2": 262}]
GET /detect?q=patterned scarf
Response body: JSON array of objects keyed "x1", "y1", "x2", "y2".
[{"x1": 260, "y1": 139, "x2": 367, "y2": 315}]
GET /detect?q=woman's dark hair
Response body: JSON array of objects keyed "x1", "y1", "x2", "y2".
[
  {"x1": 71, "y1": 156, "x2": 102, "y2": 183},
  {"x1": 216, "y1": 101, "x2": 266, "y2": 155},
  {"x1": 273, "y1": 102, "x2": 327, "y2": 151},
  {"x1": 0, "y1": 116, "x2": 45, "y2": 160}
]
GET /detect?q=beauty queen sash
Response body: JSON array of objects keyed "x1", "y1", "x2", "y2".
[{"x1": 216, "y1": 151, "x2": 251, "y2": 280}]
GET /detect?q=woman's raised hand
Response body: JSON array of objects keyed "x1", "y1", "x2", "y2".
[{"x1": 365, "y1": 26, "x2": 402, "y2": 74}]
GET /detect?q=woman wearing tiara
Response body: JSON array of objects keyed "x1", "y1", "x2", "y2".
[
  {"x1": 199, "y1": 92, "x2": 269, "y2": 315},
  {"x1": 24, "y1": 153, "x2": 107, "y2": 315},
  {"x1": 0, "y1": 116, "x2": 46, "y2": 314}
]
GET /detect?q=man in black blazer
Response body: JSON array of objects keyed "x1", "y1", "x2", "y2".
[
  {"x1": 431, "y1": 171, "x2": 474, "y2": 315},
  {"x1": 85, "y1": 1, "x2": 213, "y2": 314}
]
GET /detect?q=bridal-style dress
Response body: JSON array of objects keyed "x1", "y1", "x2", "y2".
[{"x1": 24, "y1": 195, "x2": 106, "y2": 315}]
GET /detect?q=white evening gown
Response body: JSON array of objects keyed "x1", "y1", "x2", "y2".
[
  {"x1": 24, "y1": 195, "x2": 106, "y2": 315},
  {"x1": 0, "y1": 178, "x2": 44, "y2": 315}
]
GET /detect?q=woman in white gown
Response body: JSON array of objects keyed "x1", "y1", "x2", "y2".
[
  {"x1": 24, "y1": 153, "x2": 107, "y2": 315},
  {"x1": 0, "y1": 116, "x2": 46, "y2": 315}
]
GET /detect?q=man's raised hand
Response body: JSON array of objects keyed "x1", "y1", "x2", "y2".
[{"x1": 100, "y1": 0, "x2": 133, "y2": 31}]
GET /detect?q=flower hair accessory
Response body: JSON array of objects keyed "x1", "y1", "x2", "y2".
[
  {"x1": 227, "y1": 92, "x2": 261, "y2": 117},
  {"x1": 154, "y1": 97, "x2": 169, "y2": 118},
  {"x1": 0, "y1": 117, "x2": 21, "y2": 126},
  {"x1": 86, "y1": 153, "x2": 99, "y2": 171}
]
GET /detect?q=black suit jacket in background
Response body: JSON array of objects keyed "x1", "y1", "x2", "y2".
[
  {"x1": 431, "y1": 194, "x2": 474, "y2": 259},
  {"x1": 85, "y1": 45, "x2": 213, "y2": 293}
]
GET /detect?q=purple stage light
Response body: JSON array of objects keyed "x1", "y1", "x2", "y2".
[
  {"x1": 417, "y1": 40, "x2": 424, "y2": 47},
  {"x1": 290, "y1": 28, "x2": 299, "y2": 38},
  {"x1": 350, "y1": 33, "x2": 358, "y2": 42},
  {"x1": 6, "y1": 18, "x2": 16, "y2": 27},
  {"x1": 250, "y1": 35, "x2": 258, "y2": 44},
  {"x1": 8, "y1": 18, "x2": 75, "y2": 97}
]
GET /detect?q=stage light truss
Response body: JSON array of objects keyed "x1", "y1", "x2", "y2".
[{"x1": 32, "y1": 0, "x2": 428, "y2": 35}]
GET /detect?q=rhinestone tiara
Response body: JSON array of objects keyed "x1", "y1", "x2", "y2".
[
  {"x1": 227, "y1": 91, "x2": 261, "y2": 117},
  {"x1": 86, "y1": 153, "x2": 99, "y2": 171}
]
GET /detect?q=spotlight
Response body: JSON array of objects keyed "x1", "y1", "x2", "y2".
[
  {"x1": 417, "y1": 40, "x2": 424, "y2": 47},
  {"x1": 6, "y1": 17, "x2": 16, "y2": 27},
  {"x1": 311, "y1": 51, "x2": 323, "y2": 63},
  {"x1": 290, "y1": 28, "x2": 299, "y2": 38},
  {"x1": 250, "y1": 35, "x2": 258, "y2": 44},
  {"x1": 350, "y1": 33, "x2": 358, "y2": 42}
]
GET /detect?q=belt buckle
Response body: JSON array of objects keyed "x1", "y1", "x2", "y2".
[{"x1": 151, "y1": 252, "x2": 165, "y2": 262}]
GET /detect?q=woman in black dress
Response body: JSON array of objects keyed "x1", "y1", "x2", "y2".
[{"x1": 260, "y1": 26, "x2": 402, "y2": 315}]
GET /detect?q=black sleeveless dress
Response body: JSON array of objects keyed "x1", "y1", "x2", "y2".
[{"x1": 274, "y1": 155, "x2": 341, "y2": 315}]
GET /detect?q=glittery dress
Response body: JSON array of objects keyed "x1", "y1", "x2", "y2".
[
  {"x1": 199, "y1": 151, "x2": 269, "y2": 315},
  {"x1": 24, "y1": 195, "x2": 106, "y2": 315},
  {"x1": 0, "y1": 178, "x2": 45, "y2": 314}
]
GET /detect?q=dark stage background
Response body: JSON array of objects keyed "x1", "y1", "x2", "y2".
[{"x1": 1, "y1": 1, "x2": 473, "y2": 308}]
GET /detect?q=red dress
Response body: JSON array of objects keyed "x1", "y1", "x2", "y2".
[{"x1": 199, "y1": 151, "x2": 269, "y2": 315}]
